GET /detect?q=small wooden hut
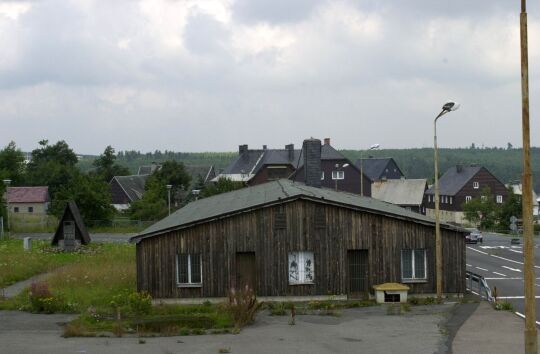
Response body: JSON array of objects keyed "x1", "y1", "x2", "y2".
[{"x1": 51, "y1": 201, "x2": 91, "y2": 250}]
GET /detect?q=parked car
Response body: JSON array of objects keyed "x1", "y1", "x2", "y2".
[{"x1": 466, "y1": 229, "x2": 482, "y2": 244}]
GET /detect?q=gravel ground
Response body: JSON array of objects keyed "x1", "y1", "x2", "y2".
[{"x1": 0, "y1": 304, "x2": 455, "y2": 354}]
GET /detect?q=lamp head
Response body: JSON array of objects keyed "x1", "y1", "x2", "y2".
[
  {"x1": 343, "y1": 163, "x2": 350, "y2": 168},
  {"x1": 442, "y1": 101, "x2": 460, "y2": 112},
  {"x1": 369, "y1": 144, "x2": 380, "y2": 150}
]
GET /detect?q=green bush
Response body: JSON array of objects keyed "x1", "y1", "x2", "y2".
[
  {"x1": 268, "y1": 302, "x2": 287, "y2": 316},
  {"x1": 128, "y1": 292, "x2": 152, "y2": 315},
  {"x1": 28, "y1": 282, "x2": 72, "y2": 313}
]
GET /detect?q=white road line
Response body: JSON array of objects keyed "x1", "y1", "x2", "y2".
[
  {"x1": 493, "y1": 272, "x2": 507, "y2": 277},
  {"x1": 500, "y1": 296, "x2": 540, "y2": 299},
  {"x1": 485, "y1": 277, "x2": 523, "y2": 280},
  {"x1": 509, "y1": 249, "x2": 523, "y2": 254},
  {"x1": 502, "y1": 265, "x2": 522, "y2": 272},
  {"x1": 475, "y1": 266, "x2": 488, "y2": 271},
  {"x1": 467, "y1": 247, "x2": 488, "y2": 255},
  {"x1": 466, "y1": 264, "x2": 472, "y2": 267}
]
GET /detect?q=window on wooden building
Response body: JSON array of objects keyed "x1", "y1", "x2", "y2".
[
  {"x1": 274, "y1": 208, "x2": 287, "y2": 229},
  {"x1": 288, "y1": 251, "x2": 314, "y2": 284},
  {"x1": 321, "y1": 171, "x2": 325, "y2": 180},
  {"x1": 465, "y1": 196, "x2": 472, "y2": 203},
  {"x1": 314, "y1": 206, "x2": 326, "y2": 229},
  {"x1": 497, "y1": 195, "x2": 503, "y2": 203},
  {"x1": 473, "y1": 181, "x2": 479, "y2": 189},
  {"x1": 401, "y1": 249, "x2": 426, "y2": 281},
  {"x1": 176, "y1": 253, "x2": 202, "y2": 286},
  {"x1": 331, "y1": 171, "x2": 344, "y2": 180}
]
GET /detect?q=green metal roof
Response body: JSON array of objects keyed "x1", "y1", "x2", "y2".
[{"x1": 131, "y1": 179, "x2": 463, "y2": 243}]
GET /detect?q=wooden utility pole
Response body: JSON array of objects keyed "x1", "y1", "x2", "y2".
[{"x1": 520, "y1": 1, "x2": 537, "y2": 353}]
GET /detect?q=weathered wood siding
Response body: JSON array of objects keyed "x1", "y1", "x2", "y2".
[{"x1": 136, "y1": 199, "x2": 465, "y2": 298}]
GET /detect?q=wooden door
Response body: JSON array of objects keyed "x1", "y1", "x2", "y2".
[
  {"x1": 348, "y1": 250, "x2": 369, "y2": 298},
  {"x1": 236, "y1": 252, "x2": 256, "y2": 293}
]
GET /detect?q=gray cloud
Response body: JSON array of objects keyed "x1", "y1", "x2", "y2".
[{"x1": 0, "y1": 0, "x2": 538, "y2": 154}]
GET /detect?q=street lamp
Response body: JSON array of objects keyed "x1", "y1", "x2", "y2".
[
  {"x1": 360, "y1": 144, "x2": 380, "y2": 196},
  {"x1": 434, "y1": 100, "x2": 460, "y2": 299},
  {"x1": 166, "y1": 185, "x2": 172, "y2": 216},
  {"x1": 3, "y1": 179, "x2": 11, "y2": 237},
  {"x1": 334, "y1": 163, "x2": 349, "y2": 192}
]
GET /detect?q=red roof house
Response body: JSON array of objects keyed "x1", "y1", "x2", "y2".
[{"x1": 7, "y1": 186, "x2": 50, "y2": 214}]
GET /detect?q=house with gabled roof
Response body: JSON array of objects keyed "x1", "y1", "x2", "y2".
[
  {"x1": 215, "y1": 138, "x2": 371, "y2": 195},
  {"x1": 110, "y1": 175, "x2": 149, "y2": 211},
  {"x1": 131, "y1": 139, "x2": 466, "y2": 300},
  {"x1": 7, "y1": 186, "x2": 50, "y2": 214},
  {"x1": 354, "y1": 157, "x2": 404, "y2": 182},
  {"x1": 424, "y1": 164, "x2": 508, "y2": 225}
]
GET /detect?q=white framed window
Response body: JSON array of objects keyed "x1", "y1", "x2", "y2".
[
  {"x1": 481, "y1": 196, "x2": 487, "y2": 201},
  {"x1": 331, "y1": 171, "x2": 344, "y2": 180},
  {"x1": 449, "y1": 197, "x2": 453, "y2": 205},
  {"x1": 465, "y1": 196, "x2": 472, "y2": 203},
  {"x1": 497, "y1": 195, "x2": 503, "y2": 203},
  {"x1": 473, "y1": 181, "x2": 479, "y2": 189},
  {"x1": 427, "y1": 195, "x2": 431, "y2": 203},
  {"x1": 321, "y1": 171, "x2": 325, "y2": 180},
  {"x1": 176, "y1": 253, "x2": 202, "y2": 287},
  {"x1": 401, "y1": 249, "x2": 427, "y2": 281},
  {"x1": 288, "y1": 251, "x2": 315, "y2": 284}
]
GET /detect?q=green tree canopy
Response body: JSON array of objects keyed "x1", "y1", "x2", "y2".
[
  {"x1": 0, "y1": 141, "x2": 26, "y2": 185},
  {"x1": 200, "y1": 177, "x2": 245, "y2": 198},
  {"x1": 92, "y1": 145, "x2": 130, "y2": 182},
  {"x1": 462, "y1": 187, "x2": 498, "y2": 229},
  {"x1": 49, "y1": 170, "x2": 114, "y2": 225}
]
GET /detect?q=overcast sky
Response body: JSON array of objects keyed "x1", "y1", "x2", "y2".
[{"x1": 0, "y1": 0, "x2": 539, "y2": 154}]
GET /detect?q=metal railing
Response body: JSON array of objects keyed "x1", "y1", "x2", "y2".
[{"x1": 466, "y1": 270, "x2": 494, "y2": 302}]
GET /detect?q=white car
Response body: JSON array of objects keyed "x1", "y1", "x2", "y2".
[{"x1": 466, "y1": 229, "x2": 483, "y2": 244}]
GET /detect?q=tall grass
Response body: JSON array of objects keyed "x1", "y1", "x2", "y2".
[
  {"x1": 43, "y1": 243, "x2": 135, "y2": 311},
  {"x1": 0, "y1": 239, "x2": 81, "y2": 288}
]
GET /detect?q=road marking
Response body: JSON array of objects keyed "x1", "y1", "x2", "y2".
[
  {"x1": 509, "y1": 249, "x2": 523, "y2": 254},
  {"x1": 485, "y1": 277, "x2": 524, "y2": 280},
  {"x1": 467, "y1": 247, "x2": 488, "y2": 255},
  {"x1": 513, "y1": 312, "x2": 540, "y2": 326},
  {"x1": 466, "y1": 264, "x2": 472, "y2": 267},
  {"x1": 501, "y1": 296, "x2": 540, "y2": 299},
  {"x1": 490, "y1": 255, "x2": 540, "y2": 269},
  {"x1": 475, "y1": 266, "x2": 488, "y2": 271},
  {"x1": 492, "y1": 272, "x2": 507, "y2": 277},
  {"x1": 502, "y1": 266, "x2": 522, "y2": 272}
]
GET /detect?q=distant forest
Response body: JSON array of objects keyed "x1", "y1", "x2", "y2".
[{"x1": 77, "y1": 147, "x2": 540, "y2": 190}]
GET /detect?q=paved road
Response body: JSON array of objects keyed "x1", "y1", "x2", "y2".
[
  {"x1": 11, "y1": 233, "x2": 134, "y2": 243},
  {"x1": 466, "y1": 232, "x2": 540, "y2": 325}
]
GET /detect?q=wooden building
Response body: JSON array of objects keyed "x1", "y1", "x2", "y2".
[
  {"x1": 131, "y1": 178, "x2": 465, "y2": 299},
  {"x1": 424, "y1": 164, "x2": 508, "y2": 225},
  {"x1": 51, "y1": 201, "x2": 91, "y2": 250}
]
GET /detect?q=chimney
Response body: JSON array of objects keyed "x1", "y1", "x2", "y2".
[
  {"x1": 303, "y1": 138, "x2": 322, "y2": 188},
  {"x1": 285, "y1": 144, "x2": 294, "y2": 161},
  {"x1": 239, "y1": 144, "x2": 248, "y2": 155},
  {"x1": 324, "y1": 138, "x2": 331, "y2": 145},
  {"x1": 456, "y1": 164, "x2": 463, "y2": 173}
]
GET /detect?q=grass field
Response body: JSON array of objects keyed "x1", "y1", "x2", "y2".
[{"x1": 0, "y1": 239, "x2": 83, "y2": 288}]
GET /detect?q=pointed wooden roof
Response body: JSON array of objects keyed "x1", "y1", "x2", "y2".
[{"x1": 51, "y1": 201, "x2": 91, "y2": 245}]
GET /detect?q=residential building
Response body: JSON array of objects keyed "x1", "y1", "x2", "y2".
[
  {"x1": 424, "y1": 164, "x2": 508, "y2": 225},
  {"x1": 508, "y1": 184, "x2": 539, "y2": 216},
  {"x1": 110, "y1": 175, "x2": 149, "y2": 211},
  {"x1": 6, "y1": 186, "x2": 50, "y2": 214},
  {"x1": 131, "y1": 139, "x2": 466, "y2": 300},
  {"x1": 215, "y1": 138, "x2": 371, "y2": 195},
  {"x1": 354, "y1": 157, "x2": 404, "y2": 182},
  {"x1": 371, "y1": 179, "x2": 428, "y2": 214}
]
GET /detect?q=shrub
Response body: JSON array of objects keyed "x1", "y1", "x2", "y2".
[
  {"x1": 28, "y1": 282, "x2": 67, "y2": 313},
  {"x1": 127, "y1": 292, "x2": 152, "y2": 315},
  {"x1": 269, "y1": 302, "x2": 287, "y2": 316},
  {"x1": 227, "y1": 286, "x2": 261, "y2": 329},
  {"x1": 494, "y1": 301, "x2": 514, "y2": 312}
]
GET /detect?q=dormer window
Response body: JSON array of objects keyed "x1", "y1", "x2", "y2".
[{"x1": 473, "y1": 181, "x2": 479, "y2": 189}]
